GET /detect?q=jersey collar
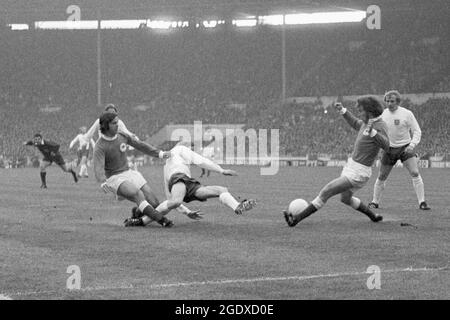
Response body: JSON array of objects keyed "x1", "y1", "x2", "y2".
[{"x1": 100, "y1": 133, "x2": 118, "y2": 141}]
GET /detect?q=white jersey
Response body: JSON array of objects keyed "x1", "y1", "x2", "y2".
[
  {"x1": 69, "y1": 134, "x2": 94, "y2": 150},
  {"x1": 163, "y1": 145, "x2": 224, "y2": 196},
  {"x1": 381, "y1": 106, "x2": 421, "y2": 148},
  {"x1": 83, "y1": 118, "x2": 136, "y2": 145}
]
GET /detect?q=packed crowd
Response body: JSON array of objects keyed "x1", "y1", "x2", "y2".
[{"x1": 0, "y1": 17, "x2": 449, "y2": 166}]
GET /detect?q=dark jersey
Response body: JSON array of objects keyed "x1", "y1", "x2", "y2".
[{"x1": 26, "y1": 139, "x2": 60, "y2": 159}]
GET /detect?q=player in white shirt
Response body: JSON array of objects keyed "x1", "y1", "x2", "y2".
[
  {"x1": 83, "y1": 104, "x2": 138, "y2": 145},
  {"x1": 369, "y1": 90, "x2": 430, "y2": 210},
  {"x1": 152, "y1": 142, "x2": 257, "y2": 217},
  {"x1": 69, "y1": 126, "x2": 95, "y2": 178}
]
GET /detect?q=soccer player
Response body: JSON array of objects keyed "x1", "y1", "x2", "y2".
[
  {"x1": 369, "y1": 90, "x2": 430, "y2": 210},
  {"x1": 83, "y1": 103, "x2": 138, "y2": 144},
  {"x1": 93, "y1": 112, "x2": 176, "y2": 227},
  {"x1": 284, "y1": 96, "x2": 389, "y2": 227},
  {"x1": 69, "y1": 126, "x2": 95, "y2": 178},
  {"x1": 141, "y1": 141, "x2": 257, "y2": 220},
  {"x1": 23, "y1": 133, "x2": 78, "y2": 188}
]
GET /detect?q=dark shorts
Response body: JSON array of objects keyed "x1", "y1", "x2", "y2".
[
  {"x1": 77, "y1": 146, "x2": 89, "y2": 159},
  {"x1": 43, "y1": 152, "x2": 66, "y2": 166},
  {"x1": 381, "y1": 144, "x2": 417, "y2": 166},
  {"x1": 168, "y1": 173, "x2": 205, "y2": 203}
]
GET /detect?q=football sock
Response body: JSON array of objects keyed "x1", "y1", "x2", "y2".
[
  {"x1": 139, "y1": 201, "x2": 165, "y2": 226},
  {"x1": 372, "y1": 178, "x2": 385, "y2": 204},
  {"x1": 412, "y1": 175, "x2": 425, "y2": 204},
  {"x1": 311, "y1": 196, "x2": 325, "y2": 209},
  {"x1": 349, "y1": 197, "x2": 361, "y2": 210},
  {"x1": 356, "y1": 202, "x2": 378, "y2": 221},
  {"x1": 219, "y1": 192, "x2": 240, "y2": 211},
  {"x1": 40, "y1": 172, "x2": 46, "y2": 185},
  {"x1": 294, "y1": 203, "x2": 318, "y2": 223},
  {"x1": 80, "y1": 164, "x2": 87, "y2": 176}
]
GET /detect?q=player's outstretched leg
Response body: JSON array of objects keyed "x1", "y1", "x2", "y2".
[
  {"x1": 118, "y1": 181, "x2": 173, "y2": 228},
  {"x1": 283, "y1": 202, "x2": 319, "y2": 227}
]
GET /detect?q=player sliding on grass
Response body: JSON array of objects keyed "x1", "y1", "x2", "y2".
[
  {"x1": 284, "y1": 96, "x2": 390, "y2": 227},
  {"x1": 93, "y1": 112, "x2": 177, "y2": 228},
  {"x1": 125, "y1": 141, "x2": 257, "y2": 225},
  {"x1": 23, "y1": 133, "x2": 78, "y2": 188}
]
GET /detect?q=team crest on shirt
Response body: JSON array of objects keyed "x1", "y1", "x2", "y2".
[
  {"x1": 394, "y1": 119, "x2": 400, "y2": 125},
  {"x1": 120, "y1": 143, "x2": 127, "y2": 152}
]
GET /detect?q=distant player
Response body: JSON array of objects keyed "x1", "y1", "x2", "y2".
[
  {"x1": 83, "y1": 103, "x2": 138, "y2": 144},
  {"x1": 138, "y1": 141, "x2": 257, "y2": 220},
  {"x1": 369, "y1": 90, "x2": 430, "y2": 210},
  {"x1": 284, "y1": 96, "x2": 389, "y2": 227},
  {"x1": 69, "y1": 126, "x2": 95, "y2": 178},
  {"x1": 23, "y1": 133, "x2": 78, "y2": 188}
]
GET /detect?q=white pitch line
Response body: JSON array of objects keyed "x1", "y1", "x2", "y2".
[{"x1": 4, "y1": 265, "x2": 449, "y2": 297}]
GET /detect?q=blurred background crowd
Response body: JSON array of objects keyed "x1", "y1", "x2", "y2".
[{"x1": 0, "y1": 6, "x2": 448, "y2": 167}]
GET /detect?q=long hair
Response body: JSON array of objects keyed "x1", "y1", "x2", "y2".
[
  {"x1": 357, "y1": 95, "x2": 384, "y2": 117},
  {"x1": 99, "y1": 112, "x2": 117, "y2": 134}
]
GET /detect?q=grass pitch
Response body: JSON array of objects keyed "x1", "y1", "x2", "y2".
[{"x1": 0, "y1": 166, "x2": 449, "y2": 299}]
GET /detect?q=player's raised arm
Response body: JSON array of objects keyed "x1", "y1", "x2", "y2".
[
  {"x1": 84, "y1": 118, "x2": 100, "y2": 143},
  {"x1": 69, "y1": 135, "x2": 79, "y2": 150},
  {"x1": 334, "y1": 102, "x2": 363, "y2": 131},
  {"x1": 117, "y1": 119, "x2": 139, "y2": 140}
]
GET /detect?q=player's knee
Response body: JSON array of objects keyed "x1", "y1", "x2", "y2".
[{"x1": 217, "y1": 186, "x2": 229, "y2": 194}]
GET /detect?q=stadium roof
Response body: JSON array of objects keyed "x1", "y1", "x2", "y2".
[{"x1": 1, "y1": 0, "x2": 444, "y2": 23}]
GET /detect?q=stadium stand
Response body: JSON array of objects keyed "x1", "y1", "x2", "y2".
[{"x1": 0, "y1": 11, "x2": 449, "y2": 166}]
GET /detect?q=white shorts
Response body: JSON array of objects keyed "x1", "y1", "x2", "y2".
[
  {"x1": 105, "y1": 169, "x2": 147, "y2": 200},
  {"x1": 340, "y1": 158, "x2": 372, "y2": 191}
]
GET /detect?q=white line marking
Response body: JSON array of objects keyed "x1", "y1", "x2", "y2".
[
  {"x1": 4, "y1": 265, "x2": 448, "y2": 297},
  {"x1": 0, "y1": 294, "x2": 13, "y2": 300}
]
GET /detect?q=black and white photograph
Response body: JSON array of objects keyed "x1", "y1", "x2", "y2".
[{"x1": 0, "y1": 0, "x2": 449, "y2": 306}]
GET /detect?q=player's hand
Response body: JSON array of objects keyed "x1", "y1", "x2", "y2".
[
  {"x1": 222, "y1": 169, "x2": 238, "y2": 176},
  {"x1": 185, "y1": 210, "x2": 203, "y2": 220},
  {"x1": 405, "y1": 144, "x2": 415, "y2": 153},
  {"x1": 100, "y1": 182, "x2": 110, "y2": 193}
]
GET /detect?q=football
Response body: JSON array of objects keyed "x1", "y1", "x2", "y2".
[{"x1": 288, "y1": 198, "x2": 309, "y2": 216}]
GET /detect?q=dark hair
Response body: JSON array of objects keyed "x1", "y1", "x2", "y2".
[
  {"x1": 99, "y1": 112, "x2": 118, "y2": 133},
  {"x1": 104, "y1": 103, "x2": 118, "y2": 113},
  {"x1": 34, "y1": 133, "x2": 42, "y2": 138},
  {"x1": 357, "y1": 95, "x2": 384, "y2": 117}
]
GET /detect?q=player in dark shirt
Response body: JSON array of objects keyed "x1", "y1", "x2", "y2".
[{"x1": 24, "y1": 133, "x2": 78, "y2": 188}]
